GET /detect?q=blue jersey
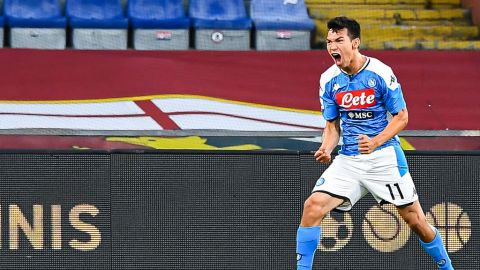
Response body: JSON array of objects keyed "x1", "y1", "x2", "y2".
[{"x1": 319, "y1": 57, "x2": 406, "y2": 156}]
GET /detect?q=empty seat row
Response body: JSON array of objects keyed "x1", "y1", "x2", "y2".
[{"x1": 0, "y1": 0, "x2": 315, "y2": 51}]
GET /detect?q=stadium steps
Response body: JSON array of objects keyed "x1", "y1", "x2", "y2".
[
  {"x1": 309, "y1": 8, "x2": 467, "y2": 20},
  {"x1": 361, "y1": 39, "x2": 480, "y2": 49},
  {"x1": 307, "y1": 0, "x2": 479, "y2": 49},
  {"x1": 307, "y1": 4, "x2": 459, "y2": 9},
  {"x1": 305, "y1": 0, "x2": 461, "y2": 4},
  {"x1": 315, "y1": 24, "x2": 478, "y2": 40},
  {"x1": 305, "y1": 0, "x2": 428, "y2": 5},
  {"x1": 401, "y1": 19, "x2": 470, "y2": 26},
  {"x1": 419, "y1": 40, "x2": 480, "y2": 49}
]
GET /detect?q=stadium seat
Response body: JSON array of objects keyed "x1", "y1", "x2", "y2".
[
  {"x1": 189, "y1": 0, "x2": 252, "y2": 50},
  {"x1": 251, "y1": 0, "x2": 314, "y2": 50},
  {"x1": 4, "y1": 0, "x2": 67, "y2": 49},
  {"x1": 66, "y1": 0, "x2": 129, "y2": 50},
  {"x1": 128, "y1": 0, "x2": 190, "y2": 50}
]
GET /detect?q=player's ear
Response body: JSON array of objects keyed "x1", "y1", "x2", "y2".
[{"x1": 352, "y1": 38, "x2": 360, "y2": 50}]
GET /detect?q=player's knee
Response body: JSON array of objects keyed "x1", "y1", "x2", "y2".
[
  {"x1": 403, "y1": 211, "x2": 427, "y2": 232},
  {"x1": 303, "y1": 196, "x2": 329, "y2": 220}
]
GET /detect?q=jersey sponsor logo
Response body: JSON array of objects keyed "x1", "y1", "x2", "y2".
[
  {"x1": 346, "y1": 111, "x2": 374, "y2": 120},
  {"x1": 336, "y1": 89, "x2": 376, "y2": 109}
]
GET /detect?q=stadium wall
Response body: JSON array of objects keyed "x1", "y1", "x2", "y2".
[
  {"x1": 0, "y1": 150, "x2": 477, "y2": 270},
  {"x1": 0, "y1": 50, "x2": 479, "y2": 130}
]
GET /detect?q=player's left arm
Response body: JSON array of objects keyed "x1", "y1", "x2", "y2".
[
  {"x1": 357, "y1": 108, "x2": 408, "y2": 154},
  {"x1": 358, "y1": 68, "x2": 407, "y2": 154}
]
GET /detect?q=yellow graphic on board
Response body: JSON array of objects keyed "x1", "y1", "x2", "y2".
[
  {"x1": 106, "y1": 136, "x2": 261, "y2": 150},
  {"x1": 426, "y1": 203, "x2": 471, "y2": 253},
  {"x1": 400, "y1": 137, "x2": 415, "y2": 150}
]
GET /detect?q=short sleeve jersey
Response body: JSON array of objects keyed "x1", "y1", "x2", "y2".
[{"x1": 319, "y1": 57, "x2": 406, "y2": 156}]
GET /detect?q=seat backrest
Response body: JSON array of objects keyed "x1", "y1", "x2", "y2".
[
  {"x1": 251, "y1": 0, "x2": 309, "y2": 20},
  {"x1": 66, "y1": 0, "x2": 124, "y2": 19},
  {"x1": 4, "y1": 0, "x2": 62, "y2": 18},
  {"x1": 189, "y1": 0, "x2": 247, "y2": 20},
  {"x1": 128, "y1": 0, "x2": 186, "y2": 19}
]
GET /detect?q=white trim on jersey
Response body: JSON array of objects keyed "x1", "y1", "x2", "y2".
[
  {"x1": 365, "y1": 57, "x2": 400, "y2": 91},
  {"x1": 319, "y1": 64, "x2": 341, "y2": 94},
  {"x1": 319, "y1": 57, "x2": 401, "y2": 92}
]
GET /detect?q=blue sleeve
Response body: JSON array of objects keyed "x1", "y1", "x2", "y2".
[
  {"x1": 381, "y1": 73, "x2": 406, "y2": 114},
  {"x1": 320, "y1": 85, "x2": 339, "y2": 121}
]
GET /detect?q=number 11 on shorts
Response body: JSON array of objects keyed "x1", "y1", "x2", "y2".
[{"x1": 386, "y1": 183, "x2": 404, "y2": 200}]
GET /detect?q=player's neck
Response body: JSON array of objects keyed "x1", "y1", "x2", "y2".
[{"x1": 343, "y1": 53, "x2": 367, "y2": 75}]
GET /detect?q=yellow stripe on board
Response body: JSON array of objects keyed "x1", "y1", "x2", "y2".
[
  {"x1": 0, "y1": 94, "x2": 321, "y2": 115},
  {"x1": 400, "y1": 137, "x2": 416, "y2": 150},
  {"x1": 106, "y1": 136, "x2": 262, "y2": 150}
]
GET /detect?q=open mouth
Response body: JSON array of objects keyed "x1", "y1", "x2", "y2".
[{"x1": 332, "y1": 53, "x2": 341, "y2": 61}]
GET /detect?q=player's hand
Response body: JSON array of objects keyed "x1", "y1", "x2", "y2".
[
  {"x1": 314, "y1": 148, "x2": 331, "y2": 163},
  {"x1": 357, "y1": 134, "x2": 378, "y2": 154}
]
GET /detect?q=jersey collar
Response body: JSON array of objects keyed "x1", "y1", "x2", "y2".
[{"x1": 340, "y1": 56, "x2": 370, "y2": 76}]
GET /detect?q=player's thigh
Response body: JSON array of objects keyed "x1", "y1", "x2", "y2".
[
  {"x1": 362, "y1": 146, "x2": 418, "y2": 206},
  {"x1": 365, "y1": 171, "x2": 418, "y2": 206},
  {"x1": 304, "y1": 192, "x2": 345, "y2": 215},
  {"x1": 301, "y1": 192, "x2": 344, "y2": 226},
  {"x1": 312, "y1": 155, "x2": 367, "y2": 211}
]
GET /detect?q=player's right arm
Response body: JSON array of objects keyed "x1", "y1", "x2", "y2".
[
  {"x1": 316, "y1": 78, "x2": 341, "y2": 163},
  {"x1": 315, "y1": 118, "x2": 340, "y2": 163}
]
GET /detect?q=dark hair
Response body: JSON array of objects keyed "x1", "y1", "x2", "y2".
[{"x1": 327, "y1": 16, "x2": 361, "y2": 40}]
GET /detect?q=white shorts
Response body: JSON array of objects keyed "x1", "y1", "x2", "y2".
[{"x1": 312, "y1": 145, "x2": 418, "y2": 211}]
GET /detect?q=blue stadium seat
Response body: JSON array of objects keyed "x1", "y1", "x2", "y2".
[
  {"x1": 128, "y1": 0, "x2": 190, "y2": 50},
  {"x1": 128, "y1": 0, "x2": 190, "y2": 29},
  {"x1": 4, "y1": 0, "x2": 67, "y2": 49},
  {"x1": 250, "y1": 0, "x2": 314, "y2": 50},
  {"x1": 189, "y1": 0, "x2": 252, "y2": 30},
  {"x1": 251, "y1": 0, "x2": 314, "y2": 30},
  {"x1": 5, "y1": 0, "x2": 66, "y2": 28},
  {"x1": 66, "y1": 0, "x2": 128, "y2": 49},
  {"x1": 66, "y1": 0, "x2": 128, "y2": 29},
  {"x1": 189, "y1": 0, "x2": 252, "y2": 50}
]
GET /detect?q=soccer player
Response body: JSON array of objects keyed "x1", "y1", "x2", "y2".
[{"x1": 296, "y1": 17, "x2": 454, "y2": 270}]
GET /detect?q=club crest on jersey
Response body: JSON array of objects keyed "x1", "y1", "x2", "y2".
[
  {"x1": 316, "y1": 178, "x2": 326, "y2": 186},
  {"x1": 367, "y1": 78, "x2": 376, "y2": 87},
  {"x1": 436, "y1": 259, "x2": 446, "y2": 266},
  {"x1": 336, "y1": 89, "x2": 376, "y2": 109}
]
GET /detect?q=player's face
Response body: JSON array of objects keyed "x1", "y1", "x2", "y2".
[{"x1": 326, "y1": 28, "x2": 359, "y2": 70}]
